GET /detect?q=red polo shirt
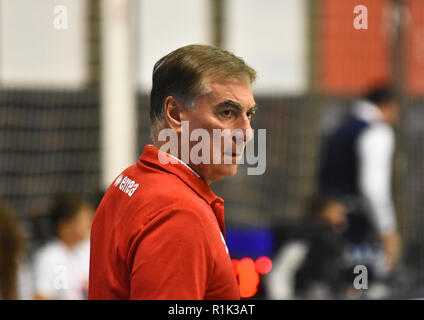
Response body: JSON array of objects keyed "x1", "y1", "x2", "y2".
[{"x1": 88, "y1": 145, "x2": 240, "y2": 300}]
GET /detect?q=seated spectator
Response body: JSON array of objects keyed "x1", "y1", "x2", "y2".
[
  {"x1": 33, "y1": 194, "x2": 94, "y2": 300},
  {"x1": 294, "y1": 195, "x2": 349, "y2": 299},
  {"x1": 267, "y1": 195, "x2": 350, "y2": 299}
]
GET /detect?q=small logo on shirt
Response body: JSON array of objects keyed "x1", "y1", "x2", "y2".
[
  {"x1": 114, "y1": 174, "x2": 124, "y2": 187},
  {"x1": 114, "y1": 174, "x2": 139, "y2": 197}
]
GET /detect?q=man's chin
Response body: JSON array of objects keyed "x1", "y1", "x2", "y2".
[
  {"x1": 202, "y1": 163, "x2": 239, "y2": 184},
  {"x1": 216, "y1": 163, "x2": 239, "y2": 180},
  {"x1": 226, "y1": 163, "x2": 239, "y2": 173}
]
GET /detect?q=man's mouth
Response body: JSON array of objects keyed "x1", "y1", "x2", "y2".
[
  {"x1": 223, "y1": 151, "x2": 245, "y2": 163},
  {"x1": 223, "y1": 152, "x2": 240, "y2": 157}
]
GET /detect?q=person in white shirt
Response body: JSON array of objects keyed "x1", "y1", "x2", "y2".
[
  {"x1": 319, "y1": 85, "x2": 400, "y2": 273},
  {"x1": 33, "y1": 194, "x2": 94, "y2": 300}
]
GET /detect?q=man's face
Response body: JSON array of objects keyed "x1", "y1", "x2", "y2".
[
  {"x1": 380, "y1": 101, "x2": 399, "y2": 125},
  {"x1": 180, "y1": 79, "x2": 256, "y2": 184}
]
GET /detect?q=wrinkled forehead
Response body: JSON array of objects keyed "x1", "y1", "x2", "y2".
[
  {"x1": 201, "y1": 76, "x2": 253, "y2": 98},
  {"x1": 202, "y1": 71, "x2": 254, "y2": 89}
]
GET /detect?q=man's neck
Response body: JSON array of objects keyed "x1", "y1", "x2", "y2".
[{"x1": 151, "y1": 141, "x2": 202, "y2": 179}]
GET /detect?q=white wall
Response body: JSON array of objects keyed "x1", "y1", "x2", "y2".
[
  {"x1": 0, "y1": 0, "x2": 87, "y2": 88},
  {"x1": 136, "y1": 0, "x2": 213, "y2": 92},
  {"x1": 223, "y1": 0, "x2": 308, "y2": 96},
  {"x1": 0, "y1": 0, "x2": 309, "y2": 94}
]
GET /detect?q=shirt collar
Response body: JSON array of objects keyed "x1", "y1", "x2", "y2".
[
  {"x1": 165, "y1": 152, "x2": 201, "y2": 178},
  {"x1": 353, "y1": 100, "x2": 384, "y2": 123},
  {"x1": 139, "y1": 145, "x2": 222, "y2": 206}
]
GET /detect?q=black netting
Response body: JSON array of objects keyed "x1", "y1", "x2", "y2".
[{"x1": 0, "y1": 89, "x2": 100, "y2": 249}]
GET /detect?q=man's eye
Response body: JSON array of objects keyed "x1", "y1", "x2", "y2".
[
  {"x1": 247, "y1": 111, "x2": 255, "y2": 120},
  {"x1": 221, "y1": 110, "x2": 234, "y2": 117}
]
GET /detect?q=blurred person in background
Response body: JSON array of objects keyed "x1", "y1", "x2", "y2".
[
  {"x1": 33, "y1": 194, "x2": 94, "y2": 300},
  {"x1": 0, "y1": 201, "x2": 25, "y2": 300},
  {"x1": 293, "y1": 195, "x2": 349, "y2": 299},
  {"x1": 89, "y1": 44, "x2": 257, "y2": 299},
  {"x1": 318, "y1": 84, "x2": 401, "y2": 282},
  {"x1": 267, "y1": 195, "x2": 349, "y2": 299}
]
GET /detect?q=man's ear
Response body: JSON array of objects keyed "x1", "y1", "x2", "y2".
[{"x1": 164, "y1": 96, "x2": 183, "y2": 133}]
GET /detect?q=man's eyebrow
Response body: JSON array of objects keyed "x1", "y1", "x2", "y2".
[
  {"x1": 215, "y1": 100, "x2": 258, "y2": 112},
  {"x1": 248, "y1": 105, "x2": 259, "y2": 113}
]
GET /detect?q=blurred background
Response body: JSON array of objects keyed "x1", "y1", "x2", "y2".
[{"x1": 0, "y1": 0, "x2": 423, "y2": 299}]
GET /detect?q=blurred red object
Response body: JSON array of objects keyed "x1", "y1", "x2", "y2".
[
  {"x1": 232, "y1": 256, "x2": 273, "y2": 298},
  {"x1": 319, "y1": 0, "x2": 393, "y2": 95},
  {"x1": 404, "y1": 0, "x2": 424, "y2": 96}
]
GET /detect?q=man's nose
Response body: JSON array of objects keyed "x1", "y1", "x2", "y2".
[{"x1": 232, "y1": 115, "x2": 253, "y2": 144}]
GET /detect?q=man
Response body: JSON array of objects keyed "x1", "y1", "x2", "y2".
[
  {"x1": 319, "y1": 85, "x2": 400, "y2": 273},
  {"x1": 89, "y1": 44, "x2": 257, "y2": 299}
]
